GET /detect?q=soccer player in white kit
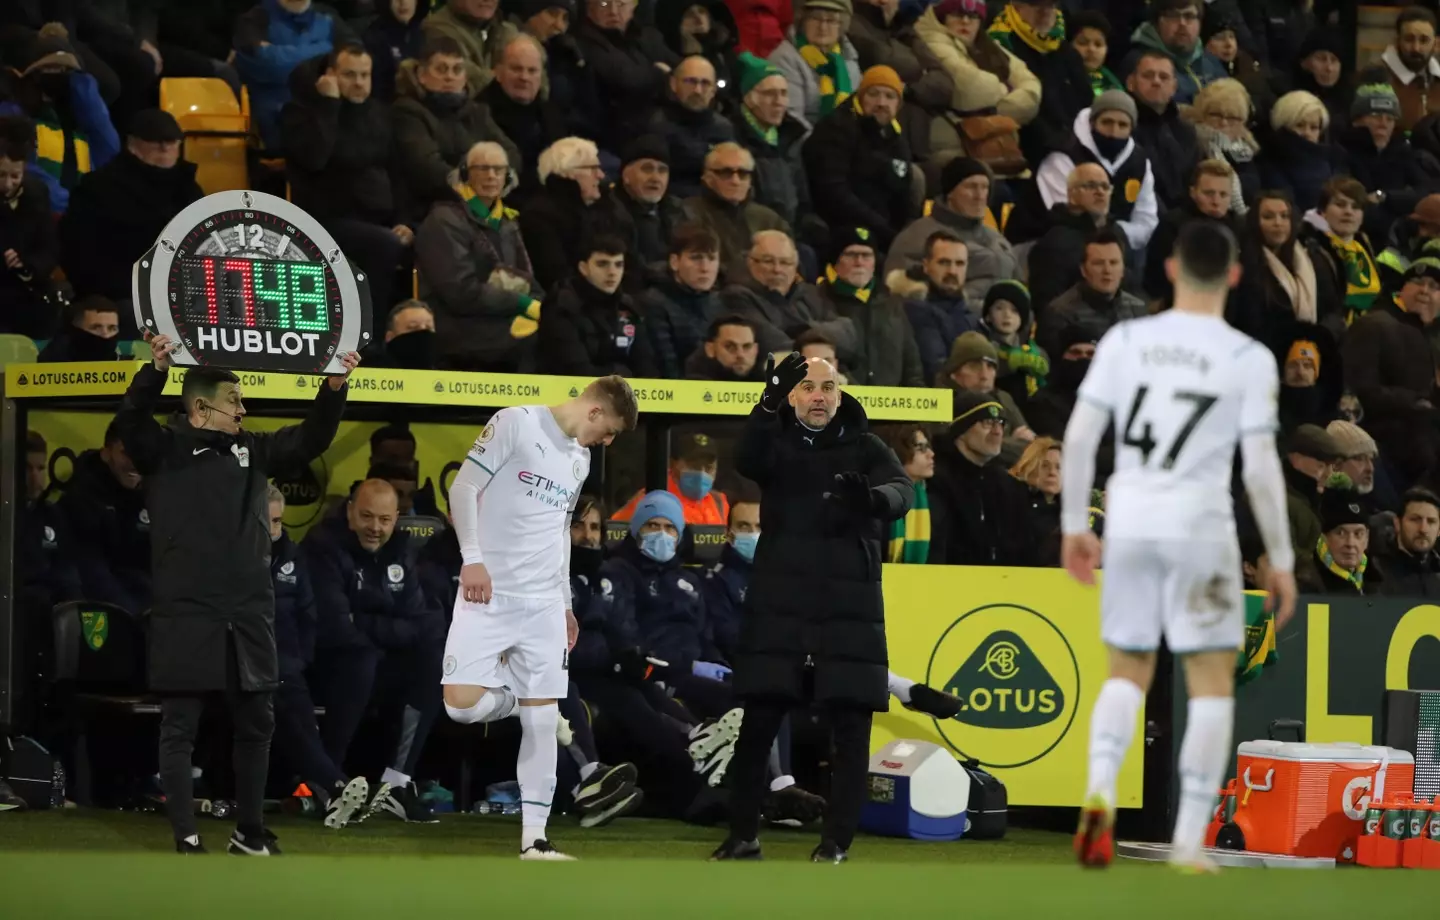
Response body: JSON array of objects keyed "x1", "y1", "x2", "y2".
[
  {"x1": 1059, "y1": 223, "x2": 1297, "y2": 872},
  {"x1": 441, "y1": 376, "x2": 638, "y2": 860}
]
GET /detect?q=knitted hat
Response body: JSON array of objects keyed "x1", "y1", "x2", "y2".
[
  {"x1": 1055, "y1": 321, "x2": 1102, "y2": 355},
  {"x1": 1286, "y1": 423, "x2": 1343, "y2": 462},
  {"x1": 940, "y1": 156, "x2": 990, "y2": 195},
  {"x1": 1326, "y1": 420, "x2": 1378, "y2": 458},
  {"x1": 1285, "y1": 339, "x2": 1320, "y2": 373},
  {"x1": 628, "y1": 490, "x2": 686, "y2": 542},
  {"x1": 1201, "y1": 9, "x2": 1241, "y2": 44},
  {"x1": 735, "y1": 51, "x2": 784, "y2": 96},
  {"x1": 948, "y1": 390, "x2": 1007, "y2": 438},
  {"x1": 22, "y1": 22, "x2": 81, "y2": 77},
  {"x1": 943, "y1": 331, "x2": 1000, "y2": 374},
  {"x1": 1319, "y1": 488, "x2": 1369, "y2": 534},
  {"x1": 621, "y1": 134, "x2": 669, "y2": 168},
  {"x1": 1090, "y1": 90, "x2": 1137, "y2": 127},
  {"x1": 1295, "y1": 28, "x2": 1345, "y2": 65},
  {"x1": 857, "y1": 65, "x2": 904, "y2": 97},
  {"x1": 520, "y1": 0, "x2": 574, "y2": 19},
  {"x1": 1352, "y1": 83, "x2": 1402, "y2": 120},
  {"x1": 982, "y1": 280, "x2": 1031, "y2": 321},
  {"x1": 934, "y1": 0, "x2": 986, "y2": 18},
  {"x1": 828, "y1": 225, "x2": 877, "y2": 266},
  {"x1": 1404, "y1": 257, "x2": 1440, "y2": 284}
]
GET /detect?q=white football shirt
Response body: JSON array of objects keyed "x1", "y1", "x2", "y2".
[
  {"x1": 459, "y1": 406, "x2": 589, "y2": 600},
  {"x1": 1077, "y1": 311, "x2": 1279, "y2": 541}
]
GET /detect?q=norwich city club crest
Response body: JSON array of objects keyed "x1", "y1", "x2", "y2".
[
  {"x1": 925, "y1": 604, "x2": 1079, "y2": 769},
  {"x1": 80, "y1": 610, "x2": 108, "y2": 651}
]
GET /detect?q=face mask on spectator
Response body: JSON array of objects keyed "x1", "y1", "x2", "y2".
[
  {"x1": 678, "y1": 470, "x2": 714, "y2": 500},
  {"x1": 570, "y1": 542, "x2": 604, "y2": 578},
  {"x1": 639, "y1": 530, "x2": 678, "y2": 563},
  {"x1": 386, "y1": 330, "x2": 437, "y2": 368},
  {"x1": 731, "y1": 531, "x2": 758, "y2": 561},
  {"x1": 1092, "y1": 132, "x2": 1127, "y2": 160}
]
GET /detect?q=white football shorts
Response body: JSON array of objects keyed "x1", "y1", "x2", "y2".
[
  {"x1": 1099, "y1": 538, "x2": 1245, "y2": 655},
  {"x1": 441, "y1": 593, "x2": 568, "y2": 700}
]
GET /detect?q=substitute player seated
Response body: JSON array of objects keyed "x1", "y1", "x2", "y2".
[
  {"x1": 441, "y1": 376, "x2": 638, "y2": 860},
  {"x1": 1061, "y1": 221, "x2": 1296, "y2": 872}
]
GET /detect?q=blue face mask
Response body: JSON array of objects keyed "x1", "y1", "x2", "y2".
[
  {"x1": 731, "y1": 531, "x2": 759, "y2": 562},
  {"x1": 678, "y1": 470, "x2": 714, "y2": 500},
  {"x1": 639, "y1": 530, "x2": 678, "y2": 563}
]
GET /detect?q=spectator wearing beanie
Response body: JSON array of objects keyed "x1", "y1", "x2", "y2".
[
  {"x1": 1341, "y1": 83, "x2": 1440, "y2": 244},
  {"x1": 769, "y1": 0, "x2": 863, "y2": 131},
  {"x1": 1034, "y1": 89, "x2": 1159, "y2": 250},
  {"x1": 1375, "y1": 6, "x2": 1440, "y2": 133},
  {"x1": 914, "y1": 0, "x2": 1040, "y2": 131},
  {"x1": 885, "y1": 157, "x2": 1017, "y2": 305},
  {"x1": 1274, "y1": 328, "x2": 1343, "y2": 434},
  {"x1": 928, "y1": 388, "x2": 1034, "y2": 566},
  {"x1": 1293, "y1": 28, "x2": 1354, "y2": 130},
  {"x1": 1069, "y1": 10, "x2": 1122, "y2": 97},
  {"x1": 573, "y1": 0, "x2": 680, "y2": 154},
  {"x1": 986, "y1": 0, "x2": 1092, "y2": 163},
  {"x1": 816, "y1": 225, "x2": 924, "y2": 387},
  {"x1": 613, "y1": 135, "x2": 686, "y2": 284},
  {"x1": 936, "y1": 331, "x2": 1034, "y2": 449},
  {"x1": 730, "y1": 52, "x2": 814, "y2": 229},
  {"x1": 803, "y1": 64, "x2": 917, "y2": 252},
  {"x1": 479, "y1": 33, "x2": 574, "y2": 207},
  {"x1": 1120, "y1": 0, "x2": 1226, "y2": 106},
  {"x1": 978, "y1": 279, "x2": 1048, "y2": 404},
  {"x1": 1315, "y1": 487, "x2": 1380, "y2": 596},
  {"x1": 683, "y1": 141, "x2": 791, "y2": 285},
  {"x1": 650, "y1": 55, "x2": 736, "y2": 201},
  {"x1": 1202, "y1": 10, "x2": 1272, "y2": 116},
  {"x1": 1342, "y1": 255, "x2": 1440, "y2": 487},
  {"x1": 363, "y1": 0, "x2": 429, "y2": 101},
  {"x1": 1257, "y1": 90, "x2": 1339, "y2": 216}
]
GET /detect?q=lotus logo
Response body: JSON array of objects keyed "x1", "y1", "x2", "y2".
[{"x1": 927, "y1": 606, "x2": 1079, "y2": 769}]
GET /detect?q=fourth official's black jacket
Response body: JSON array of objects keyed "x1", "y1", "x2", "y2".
[
  {"x1": 733, "y1": 393, "x2": 912, "y2": 711},
  {"x1": 113, "y1": 363, "x2": 347, "y2": 693}
]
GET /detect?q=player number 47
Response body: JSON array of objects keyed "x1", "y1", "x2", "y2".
[{"x1": 1121, "y1": 386, "x2": 1218, "y2": 469}]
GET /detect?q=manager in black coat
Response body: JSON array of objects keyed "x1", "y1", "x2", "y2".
[
  {"x1": 113, "y1": 336, "x2": 355, "y2": 854},
  {"x1": 712, "y1": 353, "x2": 912, "y2": 864}
]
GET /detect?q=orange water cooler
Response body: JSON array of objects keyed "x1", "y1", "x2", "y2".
[{"x1": 1210, "y1": 741, "x2": 1415, "y2": 862}]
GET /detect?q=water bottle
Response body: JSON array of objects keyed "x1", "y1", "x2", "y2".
[{"x1": 49, "y1": 758, "x2": 66, "y2": 809}]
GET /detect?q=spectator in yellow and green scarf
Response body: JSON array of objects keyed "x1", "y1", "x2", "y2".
[
  {"x1": 1314, "y1": 487, "x2": 1378, "y2": 595},
  {"x1": 1068, "y1": 10, "x2": 1122, "y2": 97},
  {"x1": 877, "y1": 423, "x2": 934, "y2": 564},
  {"x1": 768, "y1": 0, "x2": 860, "y2": 129},
  {"x1": 985, "y1": 0, "x2": 1093, "y2": 162},
  {"x1": 1312, "y1": 177, "x2": 1380, "y2": 323}
]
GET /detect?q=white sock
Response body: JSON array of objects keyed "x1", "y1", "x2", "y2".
[
  {"x1": 1085, "y1": 678, "x2": 1145, "y2": 804},
  {"x1": 380, "y1": 767, "x2": 410, "y2": 789},
  {"x1": 1172, "y1": 696, "x2": 1234, "y2": 857},
  {"x1": 517, "y1": 704, "x2": 558, "y2": 850},
  {"x1": 579, "y1": 761, "x2": 599, "y2": 782},
  {"x1": 887, "y1": 671, "x2": 915, "y2": 703},
  {"x1": 444, "y1": 687, "x2": 517, "y2": 724}
]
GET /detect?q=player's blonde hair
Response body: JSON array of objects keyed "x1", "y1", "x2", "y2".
[{"x1": 585, "y1": 376, "x2": 639, "y2": 431}]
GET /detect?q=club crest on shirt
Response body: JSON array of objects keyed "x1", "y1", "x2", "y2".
[
  {"x1": 42, "y1": 525, "x2": 56, "y2": 549},
  {"x1": 387, "y1": 563, "x2": 405, "y2": 584},
  {"x1": 677, "y1": 577, "x2": 697, "y2": 598},
  {"x1": 443, "y1": 655, "x2": 457, "y2": 676},
  {"x1": 232, "y1": 444, "x2": 250, "y2": 467},
  {"x1": 573, "y1": 460, "x2": 584, "y2": 480},
  {"x1": 138, "y1": 509, "x2": 151, "y2": 527},
  {"x1": 600, "y1": 577, "x2": 613, "y2": 597},
  {"x1": 277, "y1": 559, "x2": 297, "y2": 584}
]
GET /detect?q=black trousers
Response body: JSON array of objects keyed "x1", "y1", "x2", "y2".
[
  {"x1": 272, "y1": 672, "x2": 347, "y2": 795},
  {"x1": 728, "y1": 699, "x2": 873, "y2": 850},
  {"x1": 574, "y1": 673, "x2": 704, "y2": 817},
  {"x1": 158, "y1": 689, "x2": 273, "y2": 841},
  {"x1": 310, "y1": 641, "x2": 442, "y2": 778}
]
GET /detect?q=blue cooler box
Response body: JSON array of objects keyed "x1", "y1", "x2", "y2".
[{"x1": 859, "y1": 740, "x2": 970, "y2": 840}]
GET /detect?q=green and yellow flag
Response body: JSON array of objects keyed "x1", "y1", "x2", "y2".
[{"x1": 1237, "y1": 591, "x2": 1277, "y2": 686}]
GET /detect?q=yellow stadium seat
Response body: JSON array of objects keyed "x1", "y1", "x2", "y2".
[
  {"x1": 160, "y1": 77, "x2": 250, "y2": 195},
  {"x1": 0, "y1": 334, "x2": 38, "y2": 370}
]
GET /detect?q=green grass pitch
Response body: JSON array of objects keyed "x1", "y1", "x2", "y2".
[{"x1": 0, "y1": 810, "x2": 1434, "y2": 918}]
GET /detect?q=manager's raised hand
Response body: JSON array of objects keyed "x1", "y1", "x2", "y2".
[{"x1": 760, "y1": 352, "x2": 809, "y2": 412}]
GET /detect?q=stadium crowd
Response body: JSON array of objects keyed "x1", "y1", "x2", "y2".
[{"x1": 7, "y1": 0, "x2": 1440, "y2": 830}]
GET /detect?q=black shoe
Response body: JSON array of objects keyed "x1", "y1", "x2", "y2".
[
  {"x1": 904, "y1": 683, "x2": 962, "y2": 719},
  {"x1": 709, "y1": 837, "x2": 762, "y2": 861},
  {"x1": 763, "y1": 785, "x2": 826, "y2": 827},
  {"x1": 175, "y1": 835, "x2": 206, "y2": 854},
  {"x1": 580, "y1": 787, "x2": 644, "y2": 828},
  {"x1": 227, "y1": 827, "x2": 280, "y2": 856},
  {"x1": 811, "y1": 840, "x2": 848, "y2": 864},
  {"x1": 574, "y1": 762, "x2": 638, "y2": 817},
  {"x1": 368, "y1": 781, "x2": 439, "y2": 824}
]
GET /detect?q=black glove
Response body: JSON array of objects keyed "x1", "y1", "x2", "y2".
[
  {"x1": 612, "y1": 647, "x2": 655, "y2": 682},
  {"x1": 761, "y1": 351, "x2": 809, "y2": 412},
  {"x1": 826, "y1": 471, "x2": 875, "y2": 514}
]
